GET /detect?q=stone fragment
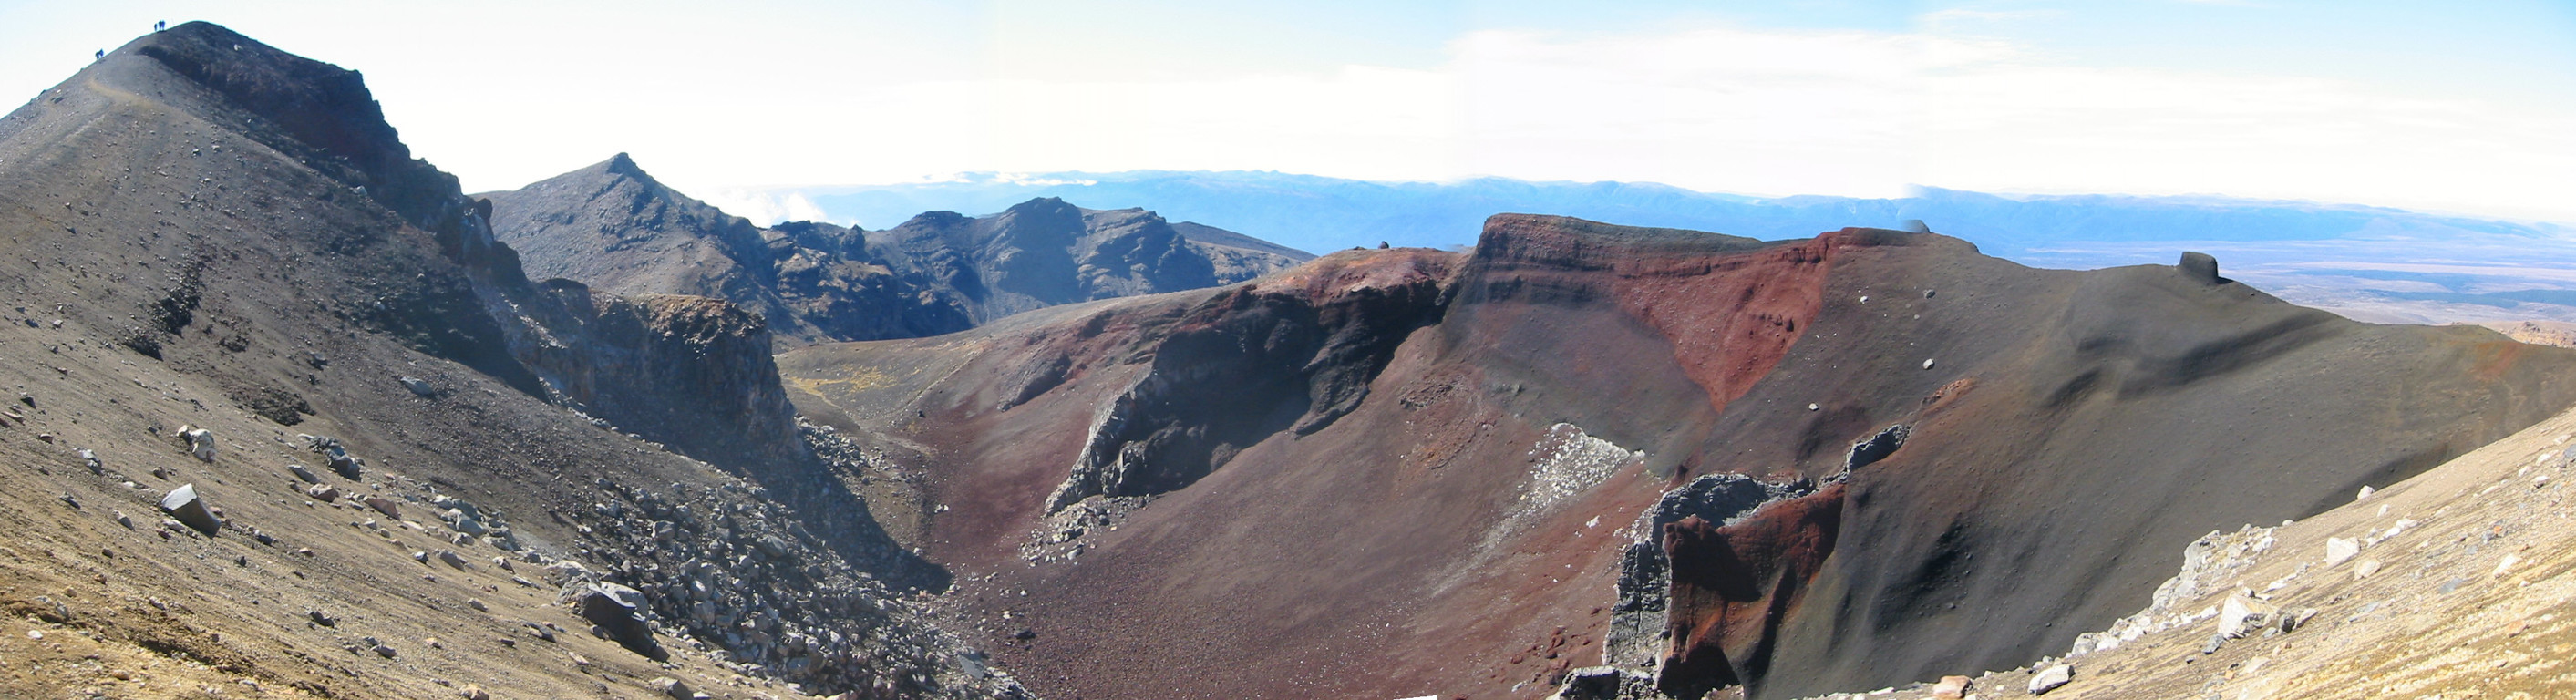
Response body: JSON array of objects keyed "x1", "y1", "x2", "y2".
[
  {"x1": 308, "y1": 609, "x2": 335, "y2": 626},
  {"x1": 399, "y1": 376, "x2": 436, "y2": 397},
  {"x1": 159, "y1": 483, "x2": 220, "y2": 535},
  {"x1": 307, "y1": 435, "x2": 364, "y2": 478},
  {"x1": 287, "y1": 463, "x2": 319, "y2": 483},
  {"x1": 2324, "y1": 537, "x2": 2360, "y2": 566},
  {"x1": 2219, "y1": 593, "x2": 2277, "y2": 638},
  {"x1": 1547, "y1": 666, "x2": 1654, "y2": 700},
  {"x1": 2029, "y1": 664, "x2": 2073, "y2": 695},
  {"x1": 438, "y1": 550, "x2": 469, "y2": 569},
  {"x1": 306, "y1": 483, "x2": 340, "y2": 501},
  {"x1": 363, "y1": 494, "x2": 400, "y2": 519},
  {"x1": 2354, "y1": 559, "x2": 2382, "y2": 580},
  {"x1": 444, "y1": 509, "x2": 488, "y2": 535},
  {"x1": 373, "y1": 643, "x2": 397, "y2": 658},
  {"x1": 176, "y1": 425, "x2": 215, "y2": 462},
  {"x1": 652, "y1": 676, "x2": 694, "y2": 698},
  {"x1": 1932, "y1": 675, "x2": 1972, "y2": 699},
  {"x1": 459, "y1": 685, "x2": 489, "y2": 700}
]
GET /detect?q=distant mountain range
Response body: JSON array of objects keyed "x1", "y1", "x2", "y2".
[
  {"x1": 729, "y1": 171, "x2": 2576, "y2": 324},
  {"x1": 479, "y1": 158, "x2": 1310, "y2": 344},
  {"x1": 733, "y1": 171, "x2": 2561, "y2": 258}
]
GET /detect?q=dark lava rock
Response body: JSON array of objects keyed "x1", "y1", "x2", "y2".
[{"x1": 571, "y1": 582, "x2": 666, "y2": 661}]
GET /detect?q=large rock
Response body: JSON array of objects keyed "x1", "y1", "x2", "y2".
[
  {"x1": 2029, "y1": 664, "x2": 2073, "y2": 695},
  {"x1": 2218, "y1": 592, "x2": 2278, "y2": 639},
  {"x1": 362, "y1": 494, "x2": 401, "y2": 519},
  {"x1": 158, "y1": 483, "x2": 219, "y2": 535},
  {"x1": 176, "y1": 425, "x2": 215, "y2": 462},
  {"x1": 1548, "y1": 666, "x2": 1656, "y2": 700},
  {"x1": 568, "y1": 582, "x2": 665, "y2": 661}
]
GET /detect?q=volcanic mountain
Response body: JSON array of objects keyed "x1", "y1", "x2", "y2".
[
  {"x1": 778, "y1": 215, "x2": 2576, "y2": 699},
  {"x1": 0, "y1": 22, "x2": 1017, "y2": 699},
  {"x1": 479, "y1": 157, "x2": 1310, "y2": 344},
  {"x1": 11, "y1": 19, "x2": 2576, "y2": 700}
]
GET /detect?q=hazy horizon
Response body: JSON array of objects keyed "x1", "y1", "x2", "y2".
[{"x1": 8, "y1": 1, "x2": 2572, "y2": 224}]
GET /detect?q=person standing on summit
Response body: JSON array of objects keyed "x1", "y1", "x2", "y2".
[{"x1": 154, "y1": 20, "x2": 166, "y2": 31}]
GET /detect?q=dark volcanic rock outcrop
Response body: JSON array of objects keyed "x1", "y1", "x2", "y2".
[
  {"x1": 782, "y1": 213, "x2": 2576, "y2": 700},
  {"x1": 481, "y1": 157, "x2": 1311, "y2": 344},
  {"x1": 520, "y1": 287, "x2": 803, "y2": 467}
]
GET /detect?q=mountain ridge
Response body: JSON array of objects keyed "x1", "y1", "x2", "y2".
[
  {"x1": 0, "y1": 22, "x2": 1015, "y2": 698},
  {"x1": 479, "y1": 158, "x2": 1314, "y2": 344}
]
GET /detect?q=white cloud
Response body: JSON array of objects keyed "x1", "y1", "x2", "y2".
[
  {"x1": 376, "y1": 18, "x2": 2570, "y2": 223},
  {"x1": 1915, "y1": 62, "x2": 2576, "y2": 221}
]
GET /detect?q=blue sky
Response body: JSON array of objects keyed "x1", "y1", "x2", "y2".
[{"x1": 3, "y1": 1, "x2": 2571, "y2": 222}]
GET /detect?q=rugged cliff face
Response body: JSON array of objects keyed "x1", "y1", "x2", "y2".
[
  {"x1": 519, "y1": 288, "x2": 803, "y2": 467},
  {"x1": 783, "y1": 213, "x2": 2576, "y2": 700},
  {"x1": 0, "y1": 23, "x2": 1005, "y2": 698},
  {"x1": 481, "y1": 159, "x2": 1312, "y2": 345}
]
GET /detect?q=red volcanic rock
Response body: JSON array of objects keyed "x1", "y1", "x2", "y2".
[{"x1": 1660, "y1": 484, "x2": 1847, "y2": 696}]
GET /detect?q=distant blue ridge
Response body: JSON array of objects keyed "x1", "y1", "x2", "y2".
[{"x1": 763, "y1": 171, "x2": 2571, "y2": 271}]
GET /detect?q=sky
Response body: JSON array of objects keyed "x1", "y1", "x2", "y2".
[{"x1": 3, "y1": 0, "x2": 2572, "y2": 222}]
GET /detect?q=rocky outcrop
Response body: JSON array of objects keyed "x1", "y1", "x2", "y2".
[
  {"x1": 520, "y1": 289, "x2": 803, "y2": 467},
  {"x1": 1035, "y1": 251, "x2": 1453, "y2": 551},
  {"x1": 1605, "y1": 474, "x2": 1816, "y2": 674},
  {"x1": 1660, "y1": 484, "x2": 1847, "y2": 696}
]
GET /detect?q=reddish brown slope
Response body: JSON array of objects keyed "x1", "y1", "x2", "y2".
[
  {"x1": 780, "y1": 215, "x2": 2576, "y2": 700},
  {"x1": 781, "y1": 219, "x2": 1872, "y2": 700}
]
